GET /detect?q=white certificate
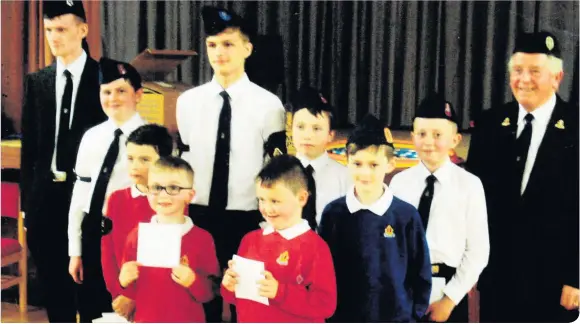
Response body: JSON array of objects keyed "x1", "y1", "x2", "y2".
[
  {"x1": 429, "y1": 277, "x2": 447, "y2": 304},
  {"x1": 232, "y1": 254, "x2": 269, "y2": 306},
  {"x1": 137, "y1": 223, "x2": 181, "y2": 268}
]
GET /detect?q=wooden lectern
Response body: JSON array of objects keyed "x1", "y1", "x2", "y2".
[{"x1": 131, "y1": 49, "x2": 197, "y2": 134}]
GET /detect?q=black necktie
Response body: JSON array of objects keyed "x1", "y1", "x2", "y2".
[
  {"x1": 209, "y1": 91, "x2": 232, "y2": 209},
  {"x1": 56, "y1": 70, "x2": 73, "y2": 171},
  {"x1": 418, "y1": 174, "x2": 436, "y2": 230},
  {"x1": 303, "y1": 165, "x2": 317, "y2": 230},
  {"x1": 515, "y1": 113, "x2": 534, "y2": 193},
  {"x1": 89, "y1": 129, "x2": 123, "y2": 216}
]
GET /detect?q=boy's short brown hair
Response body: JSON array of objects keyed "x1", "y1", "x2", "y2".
[
  {"x1": 256, "y1": 155, "x2": 309, "y2": 195},
  {"x1": 150, "y1": 156, "x2": 194, "y2": 186}
]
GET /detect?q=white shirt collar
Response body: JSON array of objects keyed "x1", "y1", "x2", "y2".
[
  {"x1": 210, "y1": 73, "x2": 251, "y2": 102},
  {"x1": 417, "y1": 156, "x2": 453, "y2": 186},
  {"x1": 131, "y1": 185, "x2": 147, "y2": 198},
  {"x1": 346, "y1": 184, "x2": 394, "y2": 216},
  {"x1": 517, "y1": 94, "x2": 556, "y2": 127},
  {"x1": 56, "y1": 50, "x2": 87, "y2": 80},
  {"x1": 150, "y1": 215, "x2": 194, "y2": 236},
  {"x1": 262, "y1": 219, "x2": 311, "y2": 240},
  {"x1": 105, "y1": 112, "x2": 145, "y2": 136},
  {"x1": 296, "y1": 152, "x2": 331, "y2": 173}
]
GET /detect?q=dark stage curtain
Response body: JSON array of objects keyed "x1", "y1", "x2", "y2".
[{"x1": 101, "y1": 1, "x2": 579, "y2": 130}]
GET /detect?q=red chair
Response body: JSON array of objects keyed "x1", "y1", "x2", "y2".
[{"x1": 1, "y1": 182, "x2": 27, "y2": 319}]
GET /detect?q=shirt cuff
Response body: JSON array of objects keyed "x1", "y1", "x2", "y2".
[
  {"x1": 68, "y1": 237, "x2": 82, "y2": 257},
  {"x1": 442, "y1": 282, "x2": 467, "y2": 305}
]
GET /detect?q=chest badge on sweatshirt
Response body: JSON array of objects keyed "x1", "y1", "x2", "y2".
[
  {"x1": 180, "y1": 255, "x2": 189, "y2": 266},
  {"x1": 384, "y1": 225, "x2": 396, "y2": 238},
  {"x1": 296, "y1": 274, "x2": 304, "y2": 285},
  {"x1": 276, "y1": 251, "x2": 289, "y2": 266}
]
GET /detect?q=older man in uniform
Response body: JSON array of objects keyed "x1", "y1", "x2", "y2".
[{"x1": 467, "y1": 31, "x2": 579, "y2": 322}]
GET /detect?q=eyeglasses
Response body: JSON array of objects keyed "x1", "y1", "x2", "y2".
[{"x1": 136, "y1": 184, "x2": 192, "y2": 196}]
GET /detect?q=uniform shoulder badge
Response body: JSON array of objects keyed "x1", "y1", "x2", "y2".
[
  {"x1": 276, "y1": 251, "x2": 289, "y2": 266},
  {"x1": 501, "y1": 117, "x2": 511, "y2": 127},
  {"x1": 555, "y1": 119, "x2": 565, "y2": 130},
  {"x1": 384, "y1": 225, "x2": 396, "y2": 238},
  {"x1": 180, "y1": 255, "x2": 189, "y2": 266}
]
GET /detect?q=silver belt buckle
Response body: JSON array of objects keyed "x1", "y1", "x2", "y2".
[{"x1": 53, "y1": 171, "x2": 67, "y2": 182}]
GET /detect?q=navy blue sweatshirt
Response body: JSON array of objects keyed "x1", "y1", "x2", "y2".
[{"x1": 319, "y1": 196, "x2": 432, "y2": 322}]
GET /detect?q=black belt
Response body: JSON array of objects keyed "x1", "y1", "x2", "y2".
[{"x1": 431, "y1": 263, "x2": 457, "y2": 282}]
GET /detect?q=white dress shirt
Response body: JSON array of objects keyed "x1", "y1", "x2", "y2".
[
  {"x1": 52, "y1": 50, "x2": 88, "y2": 174},
  {"x1": 68, "y1": 113, "x2": 146, "y2": 256},
  {"x1": 176, "y1": 73, "x2": 285, "y2": 211},
  {"x1": 517, "y1": 94, "x2": 556, "y2": 194},
  {"x1": 297, "y1": 152, "x2": 351, "y2": 225},
  {"x1": 390, "y1": 158, "x2": 490, "y2": 304},
  {"x1": 346, "y1": 184, "x2": 394, "y2": 216}
]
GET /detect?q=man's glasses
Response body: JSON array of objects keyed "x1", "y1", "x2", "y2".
[{"x1": 136, "y1": 184, "x2": 192, "y2": 196}]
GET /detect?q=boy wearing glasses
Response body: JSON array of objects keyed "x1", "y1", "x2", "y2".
[
  {"x1": 119, "y1": 156, "x2": 220, "y2": 322},
  {"x1": 100, "y1": 124, "x2": 174, "y2": 321}
]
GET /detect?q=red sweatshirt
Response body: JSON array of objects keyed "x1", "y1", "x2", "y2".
[
  {"x1": 221, "y1": 220, "x2": 337, "y2": 323},
  {"x1": 101, "y1": 187, "x2": 154, "y2": 299},
  {"x1": 123, "y1": 221, "x2": 220, "y2": 323}
]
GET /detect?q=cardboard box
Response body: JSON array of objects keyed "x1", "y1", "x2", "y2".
[{"x1": 131, "y1": 49, "x2": 197, "y2": 134}]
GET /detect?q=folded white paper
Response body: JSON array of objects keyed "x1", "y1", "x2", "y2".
[
  {"x1": 92, "y1": 312, "x2": 129, "y2": 323},
  {"x1": 137, "y1": 223, "x2": 182, "y2": 268},
  {"x1": 429, "y1": 277, "x2": 447, "y2": 304},
  {"x1": 232, "y1": 254, "x2": 269, "y2": 305}
]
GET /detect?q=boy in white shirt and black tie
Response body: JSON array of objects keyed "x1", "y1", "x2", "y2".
[
  {"x1": 67, "y1": 57, "x2": 147, "y2": 322},
  {"x1": 289, "y1": 86, "x2": 350, "y2": 231},
  {"x1": 175, "y1": 6, "x2": 286, "y2": 322},
  {"x1": 390, "y1": 93, "x2": 490, "y2": 323}
]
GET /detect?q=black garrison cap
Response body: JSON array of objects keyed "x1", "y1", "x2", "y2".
[
  {"x1": 513, "y1": 31, "x2": 561, "y2": 59},
  {"x1": 202, "y1": 6, "x2": 251, "y2": 39},
  {"x1": 43, "y1": 0, "x2": 86, "y2": 21},
  {"x1": 98, "y1": 57, "x2": 142, "y2": 90},
  {"x1": 414, "y1": 92, "x2": 458, "y2": 125}
]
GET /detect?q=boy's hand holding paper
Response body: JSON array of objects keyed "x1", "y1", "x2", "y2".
[
  {"x1": 257, "y1": 270, "x2": 279, "y2": 299},
  {"x1": 119, "y1": 261, "x2": 140, "y2": 288},
  {"x1": 232, "y1": 254, "x2": 269, "y2": 305},
  {"x1": 222, "y1": 260, "x2": 239, "y2": 292}
]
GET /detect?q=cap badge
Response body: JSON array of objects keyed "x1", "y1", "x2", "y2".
[
  {"x1": 384, "y1": 225, "x2": 396, "y2": 238},
  {"x1": 66, "y1": 0, "x2": 74, "y2": 7},
  {"x1": 555, "y1": 119, "x2": 565, "y2": 130},
  {"x1": 117, "y1": 64, "x2": 127, "y2": 76},
  {"x1": 469, "y1": 120, "x2": 475, "y2": 128},
  {"x1": 445, "y1": 103, "x2": 452, "y2": 117},
  {"x1": 276, "y1": 251, "x2": 289, "y2": 266},
  {"x1": 219, "y1": 11, "x2": 232, "y2": 22},
  {"x1": 180, "y1": 255, "x2": 189, "y2": 266},
  {"x1": 273, "y1": 147, "x2": 283, "y2": 157},
  {"x1": 384, "y1": 128, "x2": 394, "y2": 144},
  {"x1": 502, "y1": 117, "x2": 511, "y2": 127},
  {"x1": 546, "y1": 36, "x2": 554, "y2": 51},
  {"x1": 319, "y1": 93, "x2": 328, "y2": 104}
]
